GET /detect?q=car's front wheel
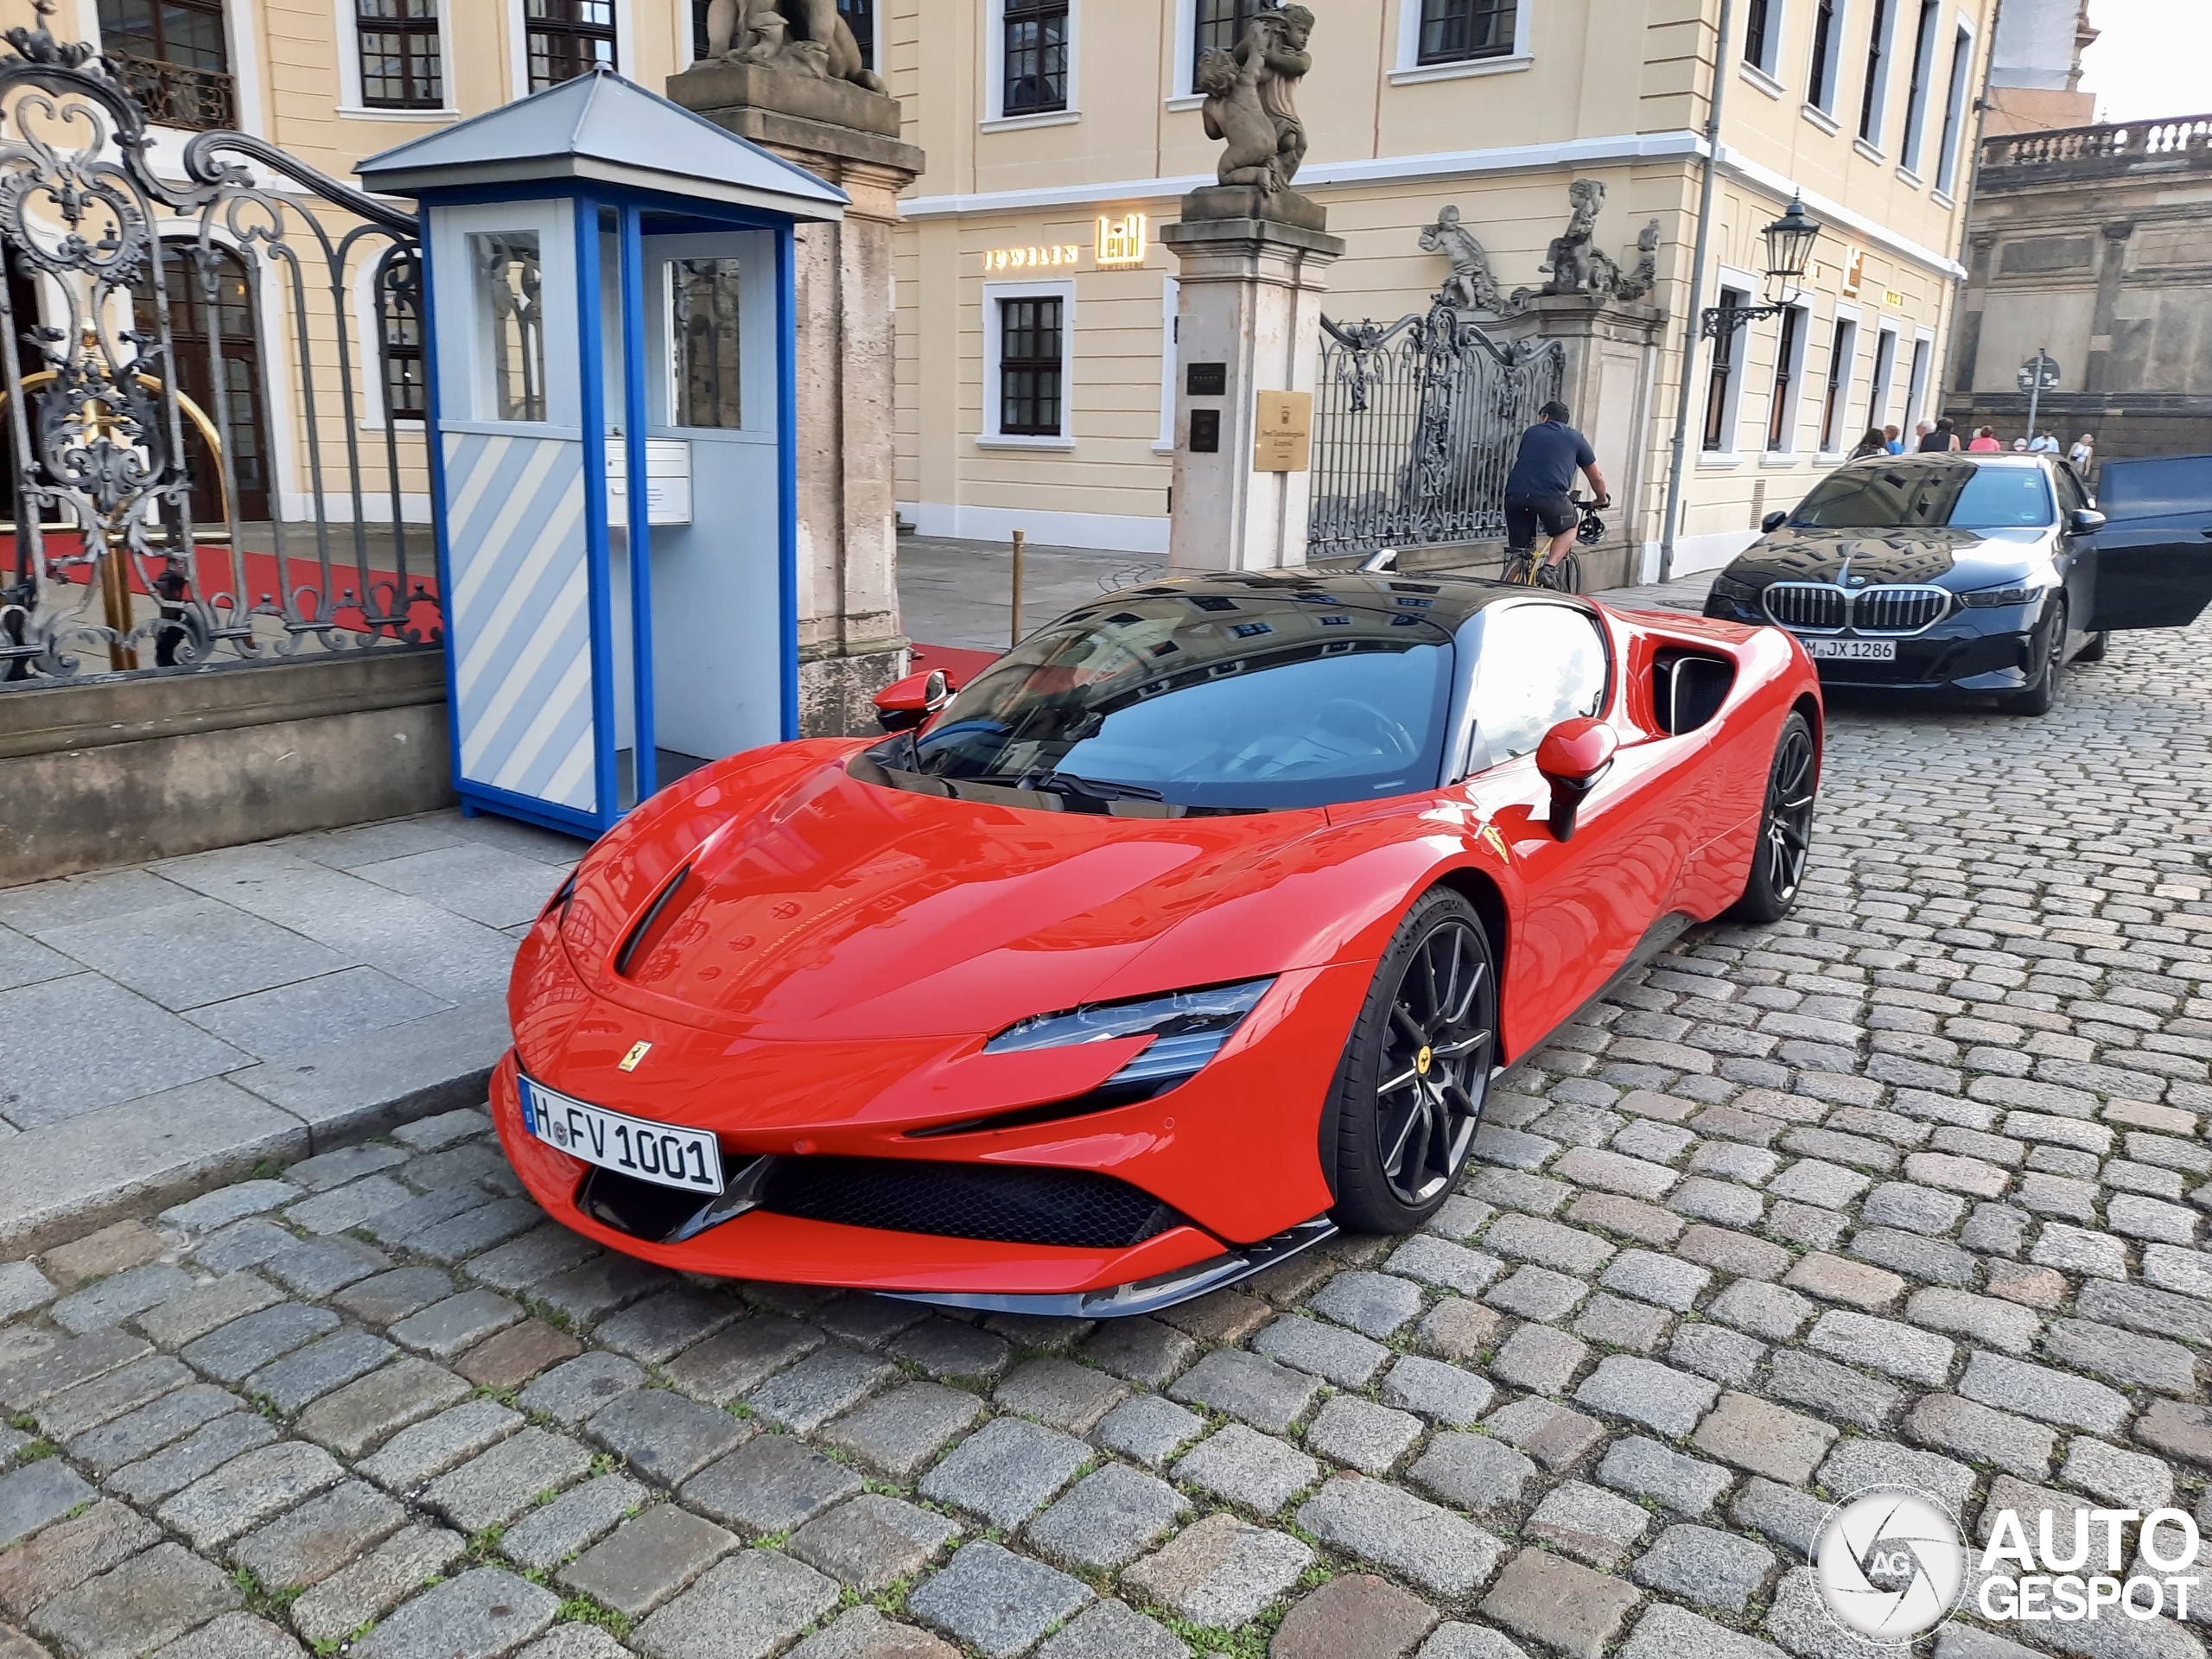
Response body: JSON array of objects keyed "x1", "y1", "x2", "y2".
[
  {"x1": 1325, "y1": 888, "x2": 1497, "y2": 1234},
  {"x1": 2002, "y1": 597, "x2": 2068, "y2": 715}
]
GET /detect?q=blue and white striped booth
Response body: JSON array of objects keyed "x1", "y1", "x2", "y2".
[{"x1": 359, "y1": 68, "x2": 847, "y2": 838}]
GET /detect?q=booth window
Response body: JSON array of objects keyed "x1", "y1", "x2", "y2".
[
  {"x1": 473, "y1": 232, "x2": 546, "y2": 423},
  {"x1": 96, "y1": 0, "x2": 236, "y2": 130},
  {"x1": 378, "y1": 257, "x2": 427, "y2": 421},
  {"x1": 692, "y1": 0, "x2": 873, "y2": 72},
  {"x1": 998, "y1": 296, "x2": 1064, "y2": 437},
  {"x1": 357, "y1": 0, "x2": 442, "y2": 108},
  {"x1": 1416, "y1": 0, "x2": 1515, "y2": 66},
  {"x1": 672, "y1": 257, "x2": 743, "y2": 430},
  {"x1": 1002, "y1": 0, "x2": 1069, "y2": 117},
  {"x1": 526, "y1": 0, "x2": 616, "y2": 90}
]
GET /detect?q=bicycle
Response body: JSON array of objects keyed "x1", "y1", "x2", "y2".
[{"x1": 1500, "y1": 493, "x2": 1605, "y2": 593}]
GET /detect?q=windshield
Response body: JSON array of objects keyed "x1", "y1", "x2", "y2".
[
  {"x1": 865, "y1": 590, "x2": 1457, "y2": 812},
  {"x1": 1788, "y1": 461, "x2": 2056, "y2": 531}
]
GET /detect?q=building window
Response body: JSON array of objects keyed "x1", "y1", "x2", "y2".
[
  {"x1": 1769, "y1": 306, "x2": 1806, "y2": 452},
  {"x1": 693, "y1": 0, "x2": 872, "y2": 72},
  {"x1": 1703, "y1": 287, "x2": 1746, "y2": 453},
  {"x1": 1905, "y1": 334, "x2": 1933, "y2": 426},
  {"x1": 526, "y1": 0, "x2": 616, "y2": 91},
  {"x1": 1807, "y1": 0, "x2": 1844, "y2": 113},
  {"x1": 1416, "y1": 0, "x2": 1515, "y2": 65},
  {"x1": 357, "y1": 0, "x2": 442, "y2": 109},
  {"x1": 1859, "y1": 0, "x2": 1891, "y2": 143},
  {"x1": 1934, "y1": 25, "x2": 1972, "y2": 194},
  {"x1": 1744, "y1": 0, "x2": 1777, "y2": 73},
  {"x1": 1870, "y1": 327, "x2": 1899, "y2": 432},
  {"x1": 1898, "y1": 0, "x2": 1939, "y2": 171},
  {"x1": 1194, "y1": 0, "x2": 1267, "y2": 83},
  {"x1": 997, "y1": 295, "x2": 1064, "y2": 436},
  {"x1": 378, "y1": 256, "x2": 427, "y2": 421},
  {"x1": 97, "y1": 0, "x2": 236, "y2": 130},
  {"x1": 1820, "y1": 315, "x2": 1858, "y2": 451},
  {"x1": 1002, "y1": 0, "x2": 1070, "y2": 116}
]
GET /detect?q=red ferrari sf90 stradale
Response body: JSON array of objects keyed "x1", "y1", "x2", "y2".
[{"x1": 493, "y1": 571, "x2": 1821, "y2": 1317}]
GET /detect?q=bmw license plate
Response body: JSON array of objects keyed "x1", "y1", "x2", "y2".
[
  {"x1": 1799, "y1": 637, "x2": 1897, "y2": 661},
  {"x1": 519, "y1": 1077, "x2": 724, "y2": 1194}
]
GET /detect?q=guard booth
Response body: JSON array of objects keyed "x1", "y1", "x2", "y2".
[{"x1": 358, "y1": 69, "x2": 848, "y2": 837}]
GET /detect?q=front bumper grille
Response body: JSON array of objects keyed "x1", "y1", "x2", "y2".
[
  {"x1": 757, "y1": 1156, "x2": 1189, "y2": 1250},
  {"x1": 1763, "y1": 582, "x2": 1952, "y2": 635}
]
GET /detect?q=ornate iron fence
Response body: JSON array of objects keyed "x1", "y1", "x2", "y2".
[
  {"x1": 1309, "y1": 295, "x2": 1565, "y2": 561},
  {"x1": 0, "y1": 2, "x2": 434, "y2": 688}
]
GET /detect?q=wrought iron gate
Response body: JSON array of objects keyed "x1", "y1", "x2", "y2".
[
  {"x1": 0, "y1": 4, "x2": 431, "y2": 685},
  {"x1": 1309, "y1": 295, "x2": 1565, "y2": 560}
]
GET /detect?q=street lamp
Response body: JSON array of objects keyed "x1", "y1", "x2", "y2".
[{"x1": 1699, "y1": 195, "x2": 1824, "y2": 341}]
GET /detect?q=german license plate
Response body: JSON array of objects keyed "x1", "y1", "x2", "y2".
[
  {"x1": 519, "y1": 1077, "x2": 723, "y2": 1194},
  {"x1": 1800, "y1": 637, "x2": 1897, "y2": 661}
]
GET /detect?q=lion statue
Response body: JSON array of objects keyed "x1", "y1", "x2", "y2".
[{"x1": 703, "y1": 0, "x2": 885, "y2": 93}]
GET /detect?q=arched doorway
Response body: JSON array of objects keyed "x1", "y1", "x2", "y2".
[{"x1": 136, "y1": 242, "x2": 271, "y2": 524}]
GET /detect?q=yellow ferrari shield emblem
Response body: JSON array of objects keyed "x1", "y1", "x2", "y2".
[
  {"x1": 619, "y1": 1041, "x2": 652, "y2": 1072},
  {"x1": 1416, "y1": 1046, "x2": 1433, "y2": 1076}
]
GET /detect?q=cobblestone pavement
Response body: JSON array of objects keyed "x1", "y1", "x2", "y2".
[{"x1": 1, "y1": 618, "x2": 2209, "y2": 1659}]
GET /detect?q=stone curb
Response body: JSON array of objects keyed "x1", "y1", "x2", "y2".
[{"x1": 0, "y1": 1004, "x2": 508, "y2": 1255}]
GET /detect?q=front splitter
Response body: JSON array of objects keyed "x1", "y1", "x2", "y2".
[{"x1": 879, "y1": 1215, "x2": 1338, "y2": 1319}]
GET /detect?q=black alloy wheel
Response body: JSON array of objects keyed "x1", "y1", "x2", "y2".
[
  {"x1": 2002, "y1": 595, "x2": 2068, "y2": 716},
  {"x1": 1725, "y1": 711, "x2": 1819, "y2": 924},
  {"x1": 1326, "y1": 888, "x2": 1498, "y2": 1232}
]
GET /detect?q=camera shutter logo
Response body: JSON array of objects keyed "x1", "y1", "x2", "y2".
[{"x1": 1815, "y1": 1490, "x2": 1967, "y2": 1640}]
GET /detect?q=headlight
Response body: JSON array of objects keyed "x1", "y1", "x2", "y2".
[
  {"x1": 1709, "y1": 574, "x2": 1761, "y2": 603},
  {"x1": 1959, "y1": 584, "x2": 2049, "y2": 609},
  {"x1": 985, "y1": 978, "x2": 1275, "y2": 1090}
]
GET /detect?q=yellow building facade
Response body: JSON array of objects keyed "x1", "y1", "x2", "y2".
[{"x1": 881, "y1": 0, "x2": 1997, "y2": 574}]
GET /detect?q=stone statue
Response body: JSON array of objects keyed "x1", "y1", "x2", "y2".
[
  {"x1": 703, "y1": 0, "x2": 885, "y2": 93},
  {"x1": 1197, "y1": 3, "x2": 1315, "y2": 193},
  {"x1": 1539, "y1": 178, "x2": 1613, "y2": 296},
  {"x1": 1420, "y1": 205, "x2": 1503, "y2": 312},
  {"x1": 1613, "y1": 217, "x2": 1661, "y2": 301}
]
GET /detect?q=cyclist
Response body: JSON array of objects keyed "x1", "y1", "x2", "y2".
[{"x1": 1503, "y1": 401, "x2": 1609, "y2": 589}]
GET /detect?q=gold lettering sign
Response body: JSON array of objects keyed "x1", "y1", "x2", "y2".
[
  {"x1": 1096, "y1": 213, "x2": 1148, "y2": 267},
  {"x1": 981, "y1": 244, "x2": 1083, "y2": 274},
  {"x1": 1885, "y1": 289, "x2": 1906, "y2": 308},
  {"x1": 1253, "y1": 390, "x2": 1313, "y2": 474}
]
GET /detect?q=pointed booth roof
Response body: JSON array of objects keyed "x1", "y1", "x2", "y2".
[{"x1": 356, "y1": 67, "x2": 846, "y2": 222}]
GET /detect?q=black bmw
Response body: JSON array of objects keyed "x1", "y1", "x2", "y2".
[{"x1": 1701, "y1": 453, "x2": 2212, "y2": 716}]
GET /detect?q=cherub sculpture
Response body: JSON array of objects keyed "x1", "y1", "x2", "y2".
[
  {"x1": 702, "y1": 0, "x2": 885, "y2": 93},
  {"x1": 1613, "y1": 217, "x2": 1661, "y2": 301},
  {"x1": 1539, "y1": 179, "x2": 1611, "y2": 296},
  {"x1": 1197, "y1": 3, "x2": 1315, "y2": 193},
  {"x1": 1420, "y1": 205, "x2": 1503, "y2": 312}
]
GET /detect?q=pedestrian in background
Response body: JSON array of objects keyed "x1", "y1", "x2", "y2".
[
  {"x1": 2012, "y1": 437, "x2": 2030, "y2": 452},
  {"x1": 1918, "y1": 419, "x2": 1961, "y2": 453},
  {"x1": 1883, "y1": 424, "x2": 1904, "y2": 454},
  {"x1": 1850, "y1": 427, "x2": 1889, "y2": 460},
  {"x1": 1968, "y1": 427, "x2": 2003, "y2": 453},
  {"x1": 2069, "y1": 433, "x2": 2096, "y2": 470},
  {"x1": 2030, "y1": 431, "x2": 2060, "y2": 454}
]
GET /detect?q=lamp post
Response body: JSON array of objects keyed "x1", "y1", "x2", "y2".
[{"x1": 1698, "y1": 196, "x2": 1825, "y2": 344}]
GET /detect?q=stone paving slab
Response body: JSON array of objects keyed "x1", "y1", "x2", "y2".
[
  {"x1": 1, "y1": 594, "x2": 2211, "y2": 1659},
  {"x1": 0, "y1": 810, "x2": 585, "y2": 1251}
]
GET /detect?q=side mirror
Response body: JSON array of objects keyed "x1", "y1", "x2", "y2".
[
  {"x1": 874, "y1": 667, "x2": 955, "y2": 734},
  {"x1": 1535, "y1": 717, "x2": 1618, "y2": 842},
  {"x1": 2070, "y1": 508, "x2": 2107, "y2": 535},
  {"x1": 1762, "y1": 511, "x2": 1790, "y2": 534}
]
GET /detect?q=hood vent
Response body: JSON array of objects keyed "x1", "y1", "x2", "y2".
[{"x1": 615, "y1": 865, "x2": 696, "y2": 978}]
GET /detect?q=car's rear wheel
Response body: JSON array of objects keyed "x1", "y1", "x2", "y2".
[
  {"x1": 1724, "y1": 711, "x2": 1818, "y2": 925},
  {"x1": 2002, "y1": 596, "x2": 2068, "y2": 715},
  {"x1": 1325, "y1": 889, "x2": 1497, "y2": 1234}
]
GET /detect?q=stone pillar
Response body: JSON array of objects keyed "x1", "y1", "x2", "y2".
[
  {"x1": 1491, "y1": 292, "x2": 1669, "y2": 588},
  {"x1": 2084, "y1": 219, "x2": 2135, "y2": 396},
  {"x1": 1160, "y1": 189, "x2": 1344, "y2": 573},
  {"x1": 668, "y1": 62, "x2": 925, "y2": 736}
]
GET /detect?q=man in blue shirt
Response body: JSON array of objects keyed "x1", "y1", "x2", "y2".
[{"x1": 1504, "y1": 401, "x2": 1609, "y2": 588}]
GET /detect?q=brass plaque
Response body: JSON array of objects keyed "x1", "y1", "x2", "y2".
[{"x1": 1253, "y1": 390, "x2": 1313, "y2": 474}]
